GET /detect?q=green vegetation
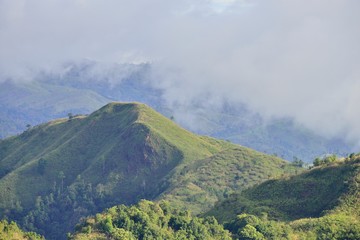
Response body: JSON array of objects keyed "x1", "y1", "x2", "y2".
[
  {"x1": 313, "y1": 154, "x2": 338, "y2": 166},
  {"x1": 70, "y1": 200, "x2": 231, "y2": 240},
  {"x1": 71, "y1": 155, "x2": 360, "y2": 240},
  {"x1": 206, "y1": 156, "x2": 360, "y2": 239},
  {"x1": 0, "y1": 102, "x2": 299, "y2": 239},
  {"x1": 158, "y1": 147, "x2": 300, "y2": 214},
  {"x1": 0, "y1": 219, "x2": 43, "y2": 240}
]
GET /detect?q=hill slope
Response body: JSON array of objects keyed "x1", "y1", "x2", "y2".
[
  {"x1": 0, "y1": 102, "x2": 299, "y2": 239},
  {"x1": 157, "y1": 147, "x2": 299, "y2": 214},
  {"x1": 206, "y1": 156, "x2": 360, "y2": 239}
]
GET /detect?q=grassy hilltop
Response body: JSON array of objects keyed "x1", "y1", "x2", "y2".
[{"x1": 0, "y1": 102, "x2": 229, "y2": 210}]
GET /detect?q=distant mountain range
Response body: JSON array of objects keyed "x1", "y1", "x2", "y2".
[{"x1": 0, "y1": 62, "x2": 354, "y2": 162}]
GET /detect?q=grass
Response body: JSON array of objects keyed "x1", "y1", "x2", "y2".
[
  {"x1": 207, "y1": 158, "x2": 359, "y2": 223},
  {"x1": 205, "y1": 156, "x2": 360, "y2": 239},
  {"x1": 158, "y1": 147, "x2": 300, "y2": 214}
]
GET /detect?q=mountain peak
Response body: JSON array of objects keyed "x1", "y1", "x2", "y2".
[
  {"x1": 104, "y1": 101, "x2": 146, "y2": 109},
  {"x1": 92, "y1": 101, "x2": 147, "y2": 115},
  {"x1": 0, "y1": 102, "x2": 229, "y2": 208}
]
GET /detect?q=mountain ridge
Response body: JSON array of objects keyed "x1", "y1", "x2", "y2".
[{"x1": 0, "y1": 73, "x2": 354, "y2": 162}]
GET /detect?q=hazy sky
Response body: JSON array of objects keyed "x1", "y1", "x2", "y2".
[{"x1": 1, "y1": 0, "x2": 360, "y2": 146}]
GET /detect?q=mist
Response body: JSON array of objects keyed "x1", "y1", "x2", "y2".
[{"x1": 1, "y1": 0, "x2": 360, "y2": 147}]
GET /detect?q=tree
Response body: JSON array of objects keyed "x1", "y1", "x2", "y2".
[
  {"x1": 323, "y1": 154, "x2": 337, "y2": 164},
  {"x1": 68, "y1": 113, "x2": 74, "y2": 121},
  {"x1": 292, "y1": 157, "x2": 304, "y2": 167},
  {"x1": 112, "y1": 228, "x2": 135, "y2": 240},
  {"x1": 313, "y1": 157, "x2": 322, "y2": 166},
  {"x1": 238, "y1": 224, "x2": 265, "y2": 240},
  {"x1": 58, "y1": 171, "x2": 65, "y2": 193}
]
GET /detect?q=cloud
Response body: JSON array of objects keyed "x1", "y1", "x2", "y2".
[{"x1": 1, "y1": 0, "x2": 360, "y2": 146}]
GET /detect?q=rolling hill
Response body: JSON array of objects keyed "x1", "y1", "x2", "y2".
[
  {"x1": 0, "y1": 102, "x2": 299, "y2": 239},
  {"x1": 205, "y1": 155, "x2": 360, "y2": 239}
]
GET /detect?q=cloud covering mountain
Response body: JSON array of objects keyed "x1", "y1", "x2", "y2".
[{"x1": 1, "y1": 0, "x2": 360, "y2": 147}]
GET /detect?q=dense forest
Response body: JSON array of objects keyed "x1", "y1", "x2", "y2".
[{"x1": 70, "y1": 200, "x2": 231, "y2": 240}]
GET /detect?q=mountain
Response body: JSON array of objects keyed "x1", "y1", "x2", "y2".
[
  {"x1": 0, "y1": 62, "x2": 354, "y2": 162},
  {"x1": 0, "y1": 102, "x2": 299, "y2": 239},
  {"x1": 205, "y1": 155, "x2": 360, "y2": 239},
  {"x1": 0, "y1": 102, "x2": 228, "y2": 208}
]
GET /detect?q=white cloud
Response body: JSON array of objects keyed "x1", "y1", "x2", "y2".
[{"x1": 1, "y1": 0, "x2": 360, "y2": 146}]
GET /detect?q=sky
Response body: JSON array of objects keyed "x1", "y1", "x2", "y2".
[{"x1": 1, "y1": 0, "x2": 360, "y2": 146}]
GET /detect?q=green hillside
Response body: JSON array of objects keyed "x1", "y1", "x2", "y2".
[
  {"x1": 157, "y1": 147, "x2": 300, "y2": 214},
  {"x1": 0, "y1": 102, "x2": 228, "y2": 209},
  {"x1": 0, "y1": 219, "x2": 43, "y2": 240},
  {"x1": 206, "y1": 156, "x2": 360, "y2": 239},
  {"x1": 0, "y1": 102, "x2": 299, "y2": 239}
]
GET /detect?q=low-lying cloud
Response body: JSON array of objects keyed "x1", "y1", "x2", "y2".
[{"x1": 1, "y1": 0, "x2": 360, "y2": 147}]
